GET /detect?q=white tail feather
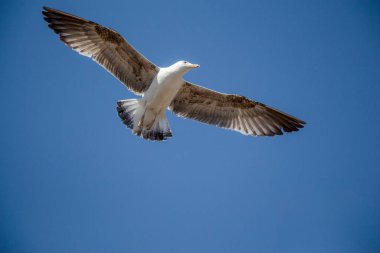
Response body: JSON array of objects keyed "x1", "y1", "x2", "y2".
[{"x1": 116, "y1": 99, "x2": 172, "y2": 141}]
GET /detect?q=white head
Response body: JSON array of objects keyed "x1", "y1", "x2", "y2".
[{"x1": 169, "y1": 60, "x2": 200, "y2": 74}]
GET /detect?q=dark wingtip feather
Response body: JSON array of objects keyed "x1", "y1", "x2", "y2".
[
  {"x1": 43, "y1": 6, "x2": 62, "y2": 14},
  {"x1": 47, "y1": 24, "x2": 60, "y2": 34},
  {"x1": 298, "y1": 119, "x2": 307, "y2": 125}
]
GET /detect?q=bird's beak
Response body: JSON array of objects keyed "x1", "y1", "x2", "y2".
[{"x1": 191, "y1": 64, "x2": 200, "y2": 68}]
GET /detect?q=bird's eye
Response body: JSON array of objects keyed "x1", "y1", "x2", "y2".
[{"x1": 183, "y1": 61, "x2": 187, "y2": 64}]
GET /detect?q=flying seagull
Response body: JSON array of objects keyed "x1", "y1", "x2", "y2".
[{"x1": 42, "y1": 6, "x2": 305, "y2": 141}]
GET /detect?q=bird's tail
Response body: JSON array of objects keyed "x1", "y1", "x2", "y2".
[{"x1": 116, "y1": 99, "x2": 172, "y2": 141}]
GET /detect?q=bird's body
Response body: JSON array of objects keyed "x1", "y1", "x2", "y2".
[
  {"x1": 117, "y1": 62, "x2": 197, "y2": 139},
  {"x1": 42, "y1": 6, "x2": 306, "y2": 141},
  {"x1": 144, "y1": 65, "x2": 187, "y2": 112}
]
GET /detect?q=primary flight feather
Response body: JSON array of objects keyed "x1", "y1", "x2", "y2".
[{"x1": 42, "y1": 6, "x2": 306, "y2": 141}]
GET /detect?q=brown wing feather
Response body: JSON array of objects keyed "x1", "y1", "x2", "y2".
[
  {"x1": 42, "y1": 6, "x2": 158, "y2": 95},
  {"x1": 170, "y1": 82, "x2": 306, "y2": 136}
]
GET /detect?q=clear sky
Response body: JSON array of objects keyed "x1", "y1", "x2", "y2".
[{"x1": 1, "y1": 1, "x2": 379, "y2": 252}]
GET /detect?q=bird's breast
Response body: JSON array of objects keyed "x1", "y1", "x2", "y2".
[{"x1": 144, "y1": 70, "x2": 184, "y2": 110}]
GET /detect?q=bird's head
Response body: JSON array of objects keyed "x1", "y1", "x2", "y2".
[{"x1": 171, "y1": 60, "x2": 200, "y2": 73}]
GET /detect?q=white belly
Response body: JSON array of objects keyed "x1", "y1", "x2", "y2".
[{"x1": 143, "y1": 69, "x2": 184, "y2": 111}]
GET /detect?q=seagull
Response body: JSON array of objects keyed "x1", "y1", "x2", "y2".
[{"x1": 42, "y1": 6, "x2": 305, "y2": 141}]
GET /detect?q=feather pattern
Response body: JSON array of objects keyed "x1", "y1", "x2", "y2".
[
  {"x1": 170, "y1": 82, "x2": 306, "y2": 136},
  {"x1": 42, "y1": 6, "x2": 158, "y2": 95}
]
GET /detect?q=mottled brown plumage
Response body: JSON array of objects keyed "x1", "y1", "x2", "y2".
[
  {"x1": 170, "y1": 82, "x2": 305, "y2": 136},
  {"x1": 42, "y1": 6, "x2": 158, "y2": 95}
]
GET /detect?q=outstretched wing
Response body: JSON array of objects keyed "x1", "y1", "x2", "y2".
[
  {"x1": 42, "y1": 6, "x2": 158, "y2": 95},
  {"x1": 170, "y1": 82, "x2": 306, "y2": 136}
]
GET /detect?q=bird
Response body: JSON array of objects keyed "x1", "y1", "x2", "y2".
[{"x1": 42, "y1": 6, "x2": 306, "y2": 141}]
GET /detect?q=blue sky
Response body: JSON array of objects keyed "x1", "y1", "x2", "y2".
[{"x1": 1, "y1": 0, "x2": 379, "y2": 252}]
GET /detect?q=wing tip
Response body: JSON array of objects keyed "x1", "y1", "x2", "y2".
[{"x1": 42, "y1": 6, "x2": 55, "y2": 14}]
